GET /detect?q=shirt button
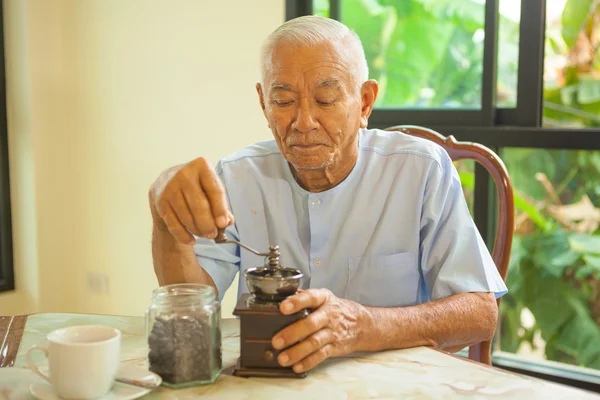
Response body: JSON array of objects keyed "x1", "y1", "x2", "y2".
[
  {"x1": 313, "y1": 258, "x2": 321, "y2": 267},
  {"x1": 311, "y1": 199, "x2": 321, "y2": 206}
]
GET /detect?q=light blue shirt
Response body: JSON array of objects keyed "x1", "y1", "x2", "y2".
[{"x1": 194, "y1": 128, "x2": 507, "y2": 307}]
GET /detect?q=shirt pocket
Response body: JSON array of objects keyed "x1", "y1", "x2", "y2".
[{"x1": 345, "y1": 252, "x2": 420, "y2": 307}]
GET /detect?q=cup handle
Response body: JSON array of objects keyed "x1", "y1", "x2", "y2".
[{"x1": 26, "y1": 345, "x2": 50, "y2": 382}]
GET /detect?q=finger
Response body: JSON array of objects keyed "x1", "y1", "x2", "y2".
[
  {"x1": 292, "y1": 343, "x2": 335, "y2": 373},
  {"x1": 181, "y1": 184, "x2": 216, "y2": 238},
  {"x1": 277, "y1": 328, "x2": 333, "y2": 367},
  {"x1": 272, "y1": 308, "x2": 329, "y2": 350},
  {"x1": 167, "y1": 191, "x2": 200, "y2": 237},
  {"x1": 227, "y1": 210, "x2": 235, "y2": 226},
  {"x1": 196, "y1": 159, "x2": 230, "y2": 228},
  {"x1": 162, "y1": 204, "x2": 195, "y2": 245},
  {"x1": 280, "y1": 288, "x2": 330, "y2": 315}
]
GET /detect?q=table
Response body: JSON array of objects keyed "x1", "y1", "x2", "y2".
[{"x1": 1, "y1": 313, "x2": 599, "y2": 399}]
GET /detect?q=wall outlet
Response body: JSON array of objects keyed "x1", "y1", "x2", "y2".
[{"x1": 86, "y1": 272, "x2": 110, "y2": 294}]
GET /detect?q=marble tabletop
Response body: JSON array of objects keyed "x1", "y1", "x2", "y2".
[{"x1": 1, "y1": 313, "x2": 599, "y2": 399}]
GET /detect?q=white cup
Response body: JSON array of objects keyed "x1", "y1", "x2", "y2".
[{"x1": 26, "y1": 325, "x2": 121, "y2": 400}]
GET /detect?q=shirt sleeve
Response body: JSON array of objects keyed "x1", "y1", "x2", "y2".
[
  {"x1": 419, "y1": 149, "x2": 508, "y2": 301},
  {"x1": 194, "y1": 224, "x2": 240, "y2": 302},
  {"x1": 193, "y1": 163, "x2": 240, "y2": 302}
]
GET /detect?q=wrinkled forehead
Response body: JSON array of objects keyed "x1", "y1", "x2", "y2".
[{"x1": 263, "y1": 41, "x2": 357, "y2": 90}]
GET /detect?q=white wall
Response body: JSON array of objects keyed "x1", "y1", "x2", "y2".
[
  {"x1": 0, "y1": 0, "x2": 40, "y2": 316},
  {"x1": 1, "y1": 0, "x2": 284, "y2": 317}
]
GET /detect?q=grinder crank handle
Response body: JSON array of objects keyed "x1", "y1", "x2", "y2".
[{"x1": 214, "y1": 227, "x2": 271, "y2": 257}]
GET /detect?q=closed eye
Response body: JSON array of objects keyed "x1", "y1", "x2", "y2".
[{"x1": 272, "y1": 100, "x2": 294, "y2": 106}]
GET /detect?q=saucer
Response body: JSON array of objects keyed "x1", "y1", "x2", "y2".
[{"x1": 30, "y1": 365, "x2": 161, "y2": 400}]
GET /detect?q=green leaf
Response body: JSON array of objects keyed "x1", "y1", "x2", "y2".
[
  {"x1": 578, "y1": 76, "x2": 600, "y2": 104},
  {"x1": 428, "y1": 29, "x2": 483, "y2": 107},
  {"x1": 594, "y1": 47, "x2": 600, "y2": 70},
  {"x1": 502, "y1": 148, "x2": 557, "y2": 201},
  {"x1": 358, "y1": 0, "x2": 488, "y2": 107},
  {"x1": 547, "y1": 33, "x2": 567, "y2": 57},
  {"x1": 505, "y1": 235, "x2": 528, "y2": 295},
  {"x1": 580, "y1": 337, "x2": 600, "y2": 368},
  {"x1": 577, "y1": 151, "x2": 600, "y2": 174},
  {"x1": 531, "y1": 231, "x2": 579, "y2": 277},
  {"x1": 561, "y1": 0, "x2": 594, "y2": 48},
  {"x1": 499, "y1": 303, "x2": 526, "y2": 353},
  {"x1": 560, "y1": 84, "x2": 578, "y2": 106},
  {"x1": 313, "y1": 0, "x2": 330, "y2": 17},
  {"x1": 574, "y1": 264, "x2": 597, "y2": 279},
  {"x1": 550, "y1": 250, "x2": 581, "y2": 274},
  {"x1": 380, "y1": 6, "x2": 454, "y2": 106},
  {"x1": 575, "y1": 254, "x2": 600, "y2": 279},
  {"x1": 507, "y1": 235, "x2": 526, "y2": 272},
  {"x1": 513, "y1": 193, "x2": 552, "y2": 231},
  {"x1": 507, "y1": 238, "x2": 573, "y2": 339},
  {"x1": 417, "y1": 0, "x2": 485, "y2": 33},
  {"x1": 342, "y1": 0, "x2": 397, "y2": 100},
  {"x1": 583, "y1": 254, "x2": 600, "y2": 268},
  {"x1": 569, "y1": 234, "x2": 600, "y2": 254},
  {"x1": 590, "y1": 153, "x2": 600, "y2": 173},
  {"x1": 554, "y1": 296, "x2": 600, "y2": 368},
  {"x1": 503, "y1": 232, "x2": 600, "y2": 368},
  {"x1": 522, "y1": 269, "x2": 576, "y2": 340},
  {"x1": 380, "y1": 0, "x2": 419, "y2": 19},
  {"x1": 458, "y1": 171, "x2": 474, "y2": 189}
]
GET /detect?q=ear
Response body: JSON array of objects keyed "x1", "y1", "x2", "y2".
[
  {"x1": 256, "y1": 83, "x2": 270, "y2": 127},
  {"x1": 256, "y1": 83, "x2": 266, "y2": 111},
  {"x1": 359, "y1": 80, "x2": 379, "y2": 128}
]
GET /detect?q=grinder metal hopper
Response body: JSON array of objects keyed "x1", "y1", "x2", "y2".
[{"x1": 215, "y1": 228, "x2": 303, "y2": 303}]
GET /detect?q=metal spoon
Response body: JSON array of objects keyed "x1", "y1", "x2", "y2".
[{"x1": 115, "y1": 376, "x2": 161, "y2": 390}]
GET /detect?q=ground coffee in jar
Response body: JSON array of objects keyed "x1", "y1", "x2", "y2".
[{"x1": 146, "y1": 284, "x2": 222, "y2": 387}]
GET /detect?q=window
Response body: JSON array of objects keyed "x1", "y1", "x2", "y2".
[
  {"x1": 330, "y1": 1, "x2": 487, "y2": 109},
  {"x1": 288, "y1": 0, "x2": 600, "y2": 389},
  {"x1": 501, "y1": 148, "x2": 600, "y2": 371},
  {"x1": 0, "y1": 2, "x2": 14, "y2": 293}
]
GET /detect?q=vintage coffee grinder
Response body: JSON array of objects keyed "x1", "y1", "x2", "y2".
[{"x1": 215, "y1": 229, "x2": 309, "y2": 378}]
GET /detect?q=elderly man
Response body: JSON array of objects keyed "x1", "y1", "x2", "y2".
[{"x1": 149, "y1": 16, "x2": 507, "y2": 374}]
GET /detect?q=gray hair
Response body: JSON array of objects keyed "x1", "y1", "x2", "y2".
[{"x1": 260, "y1": 16, "x2": 369, "y2": 88}]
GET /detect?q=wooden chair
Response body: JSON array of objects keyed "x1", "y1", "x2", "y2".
[{"x1": 385, "y1": 125, "x2": 515, "y2": 365}]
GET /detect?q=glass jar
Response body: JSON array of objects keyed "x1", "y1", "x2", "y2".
[{"x1": 145, "y1": 284, "x2": 221, "y2": 388}]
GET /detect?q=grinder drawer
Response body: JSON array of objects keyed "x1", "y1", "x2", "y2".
[
  {"x1": 239, "y1": 339, "x2": 293, "y2": 369},
  {"x1": 240, "y1": 310, "x2": 309, "y2": 339}
]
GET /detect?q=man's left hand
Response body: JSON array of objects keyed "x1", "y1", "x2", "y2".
[{"x1": 271, "y1": 288, "x2": 368, "y2": 373}]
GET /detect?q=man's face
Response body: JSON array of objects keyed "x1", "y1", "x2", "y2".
[{"x1": 257, "y1": 41, "x2": 375, "y2": 170}]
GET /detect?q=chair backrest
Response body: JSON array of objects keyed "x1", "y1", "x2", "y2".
[{"x1": 385, "y1": 125, "x2": 515, "y2": 365}]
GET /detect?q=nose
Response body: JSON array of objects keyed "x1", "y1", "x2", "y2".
[{"x1": 291, "y1": 98, "x2": 319, "y2": 133}]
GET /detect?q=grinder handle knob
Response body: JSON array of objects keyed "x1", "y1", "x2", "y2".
[
  {"x1": 264, "y1": 349, "x2": 275, "y2": 362},
  {"x1": 215, "y1": 227, "x2": 227, "y2": 242}
]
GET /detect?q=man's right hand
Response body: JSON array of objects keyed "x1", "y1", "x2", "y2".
[{"x1": 149, "y1": 157, "x2": 234, "y2": 245}]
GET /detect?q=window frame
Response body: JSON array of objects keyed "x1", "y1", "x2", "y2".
[
  {"x1": 0, "y1": 0, "x2": 15, "y2": 294},
  {"x1": 287, "y1": 0, "x2": 600, "y2": 391}
]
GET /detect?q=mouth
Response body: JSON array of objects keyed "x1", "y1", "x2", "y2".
[{"x1": 290, "y1": 144, "x2": 328, "y2": 149}]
